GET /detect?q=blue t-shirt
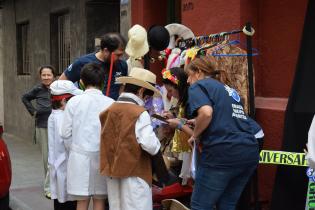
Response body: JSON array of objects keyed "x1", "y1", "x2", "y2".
[
  {"x1": 64, "y1": 53, "x2": 128, "y2": 100},
  {"x1": 188, "y1": 78, "x2": 259, "y2": 168}
]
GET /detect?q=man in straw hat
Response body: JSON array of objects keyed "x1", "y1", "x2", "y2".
[{"x1": 99, "y1": 67, "x2": 161, "y2": 210}]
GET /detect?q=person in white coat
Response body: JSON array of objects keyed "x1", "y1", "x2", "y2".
[
  {"x1": 99, "y1": 67, "x2": 161, "y2": 210},
  {"x1": 48, "y1": 80, "x2": 83, "y2": 210},
  {"x1": 307, "y1": 115, "x2": 315, "y2": 169},
  {"x1": 60, "y1": 63, "x2": 114, "y2": 210}
]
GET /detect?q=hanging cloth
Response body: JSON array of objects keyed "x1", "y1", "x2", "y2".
[{"x1": 206, "y1": 43, "x2": 254, "y2": 114}]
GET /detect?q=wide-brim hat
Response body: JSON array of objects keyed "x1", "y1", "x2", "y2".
[
  {"x1": 162, "y1": 199, "x2": 190, "y2": 210},
  {"x1": 148, "y1": 25, "x2": 170, "y2": 51},
  {"x1": 50, "y1": 80, "x2": 83, "y2": 96},
  {"x1": 116, "y1": 67, "x2": 161, "y2": 97},
  {"x1": 125, "y1": 24, "x2": 149, "y2": 58},
  {"x1": 165, "y1": 23, "x2": 195, "y2": 49}
]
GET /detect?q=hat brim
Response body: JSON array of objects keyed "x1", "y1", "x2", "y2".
[
  {"x1": 116, "y1": 76, "x2": 161, "y2": 97},
  {"x1": 125, "y1": 42, "x2": 149, "y2": 58}
]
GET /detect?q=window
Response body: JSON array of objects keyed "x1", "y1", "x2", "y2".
[
  {"x1": 51, "y1": 11, "x2": 70, "y2": 75},
  {"x1": 86, "y1": 1, "x2": 120, "y2": 52},
  {"x1": 167, "y1": 0, "x2": 181, "y2": 23},
  {"x1": 16, "y1": 21, "x2": 30, "y2": 75}
]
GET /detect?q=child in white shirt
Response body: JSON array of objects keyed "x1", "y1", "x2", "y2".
[
  {"x1": 48, "y1": 80, "x2": 82, "y2": 210},
  {"x1": 60, "y1": 63, "x2": 114, "y2": 210}
]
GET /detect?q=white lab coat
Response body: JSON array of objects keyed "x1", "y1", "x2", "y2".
[
  {"x1": 106, "y1": 93, "x2": 161, "y2": 210},
  {"x1": 60, "y1": 88, "x2": 114, "y2": 196},
  {"x1": 307, "y1": 115, "x2": 315, "y2": 169},
  {"x1": 48, "y1": 110, "x2": 72, "y2": 203}
]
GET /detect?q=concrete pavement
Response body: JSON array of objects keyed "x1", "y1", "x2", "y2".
[
  {"x1": 4, "y1": 133, "x2": 97, "y2": 210},
  {"x1": 4, "y1": 133, "x2": 53, "y2": 210}
]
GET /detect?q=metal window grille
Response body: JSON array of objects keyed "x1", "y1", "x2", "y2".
[
  {"x1": 17, "y1": 22, "x2": 30, "y2": 75},
  {"x1": 51, "y1": 12, "x2": 70, "y2": 75}
]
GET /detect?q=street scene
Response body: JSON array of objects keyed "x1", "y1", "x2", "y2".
[{"x1": 0, "y1": 0, "x2": 315, "y2": 210}]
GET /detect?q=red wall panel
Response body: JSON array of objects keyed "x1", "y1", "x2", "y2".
[
  {"x1": 181, "y1": 0, "x2": 241, "y2": 35},
  {"x1": 257, "y1": 0, "x2": 307, "y2": 97}
]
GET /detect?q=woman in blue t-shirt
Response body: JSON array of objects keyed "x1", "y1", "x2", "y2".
[{"x1": 185, "y1": 56, "x2": 259, "y2": 210}]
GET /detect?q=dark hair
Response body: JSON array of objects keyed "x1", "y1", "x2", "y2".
[
  {"x1": 80, "y1": 63, "x2": 105, "y2": 89},
  {"x1": 38, "y1": 65, "x2": 56, "y2": 77},
  {"x1": 51, "y1": 97, "x2": 72, "y2": 110},
  {"x1": 123, "y1": 84, "x2": 154, "y2": 98},
  {"x1": 100, "y1": 33, "x2": 126, "y2": 52},
  {"x1": 162, "y1": 67, "x2": 189, "y2": 107}
]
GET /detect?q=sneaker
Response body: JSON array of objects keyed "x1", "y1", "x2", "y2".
[{"x1": 44, "y1": 192, "x2": 51, "y2": 200}]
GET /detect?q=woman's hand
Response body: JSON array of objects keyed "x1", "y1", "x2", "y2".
[
  {"x1": 186, "y1": 119, "x2": 195, "y2": 126},
  {"x1": 166, "y1": 118, "x2": 181, "y2": 129},
  {"x1": 188, "y1": 136, "x2": 197, "y2": 148},
  {"x1": 162, "y1": 111, "x2": 175, "y2": 119}
]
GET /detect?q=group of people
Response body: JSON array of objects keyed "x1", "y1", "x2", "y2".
[{"x1": 21, "y1": 26, "x2": 263, "y2": 210}]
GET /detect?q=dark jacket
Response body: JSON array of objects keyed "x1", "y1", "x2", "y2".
[{"x1": 21, "y1": 84, "x2": 52, "y2": 128}]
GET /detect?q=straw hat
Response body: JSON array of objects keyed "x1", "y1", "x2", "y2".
[
  {"x1": 125, "y1": 24, "x2": 149, "y2": 58},
  {"x1": 116, "y1": 67, "x2": 161, "y2": 96},
  {"x1": 162, "y1": 199, "x2": 190, "y2": 210},
  {"x1": 50, "y1": 80, "x2": 83, "y2": 96}
]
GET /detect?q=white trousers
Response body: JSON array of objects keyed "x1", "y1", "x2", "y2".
[{"x1": 107, "y1": 177, "x2": 152, "y2": 210}]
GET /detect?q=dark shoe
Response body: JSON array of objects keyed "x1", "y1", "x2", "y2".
[{"x1": 163, "y1": 170, "x2": 179, "y2": 187}]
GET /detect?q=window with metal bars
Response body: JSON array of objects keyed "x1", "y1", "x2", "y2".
[
  {"x1": 16, "y1": 21, "x2": 30, "y2": 75},
  {"x1": 50, "y1": 11, "x2": 70, "y2": 75}
]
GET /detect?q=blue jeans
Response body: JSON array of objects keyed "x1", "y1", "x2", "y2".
[{"x1": 191, "y1": 164, "x2": 257, "y2": 210}]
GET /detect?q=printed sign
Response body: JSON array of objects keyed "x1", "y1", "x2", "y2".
[
  {"x1": 259, "y1": 150, "x2": 307, "y2": 167},
  {"x1": 258, "y1": 150, "x2": 310, "y2": 208}
]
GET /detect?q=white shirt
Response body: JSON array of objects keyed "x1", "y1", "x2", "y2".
[
  {"x1": 118, "y1": 93, "x2": 161, "y2": 155},
  {"x1": 307, "y1": 115, "x2": 315, "y2": 169},
  {"x1": 48, "y1": 109, "x2": 72, "y2": 202},
  {"x1": 60, "y1": 88, "x2": 114, "y2": 152}
]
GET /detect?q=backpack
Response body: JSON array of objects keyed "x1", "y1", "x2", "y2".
[{"x1": 0, "y1": 126, "x2": 11, "y2": 198}]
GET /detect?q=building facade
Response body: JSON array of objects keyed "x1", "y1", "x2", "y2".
[
  {"x1": 0, "y1": 0, "x2": 311, "y2": 208},
  {"x1": 0, "y1": 0, "x2": 131, "y2": 141}
]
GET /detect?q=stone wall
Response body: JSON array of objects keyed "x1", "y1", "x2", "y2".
[{"x1": 1, "y1": 0, "x2": 124, "y2": 142}]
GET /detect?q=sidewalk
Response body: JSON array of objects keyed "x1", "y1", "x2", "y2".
[{"x1": 4, "y1": 133, "x2": 53, "y2": 210}]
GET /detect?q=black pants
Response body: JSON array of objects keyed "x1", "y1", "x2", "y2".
[
  {"x1": 0, "y1": 193, "x2": 10, "y2": 210},
  {"x1": 54, "y1": 199, "x2": 76, "y2": 210}
]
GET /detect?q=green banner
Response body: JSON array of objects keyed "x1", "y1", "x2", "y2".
[{"x1": 259, "y1": 150, "x2": 307, "y2": 167}]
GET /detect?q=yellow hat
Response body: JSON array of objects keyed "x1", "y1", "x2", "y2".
[{"x1": 125, "y1": 24, "x2": 149, "y2": 58}]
